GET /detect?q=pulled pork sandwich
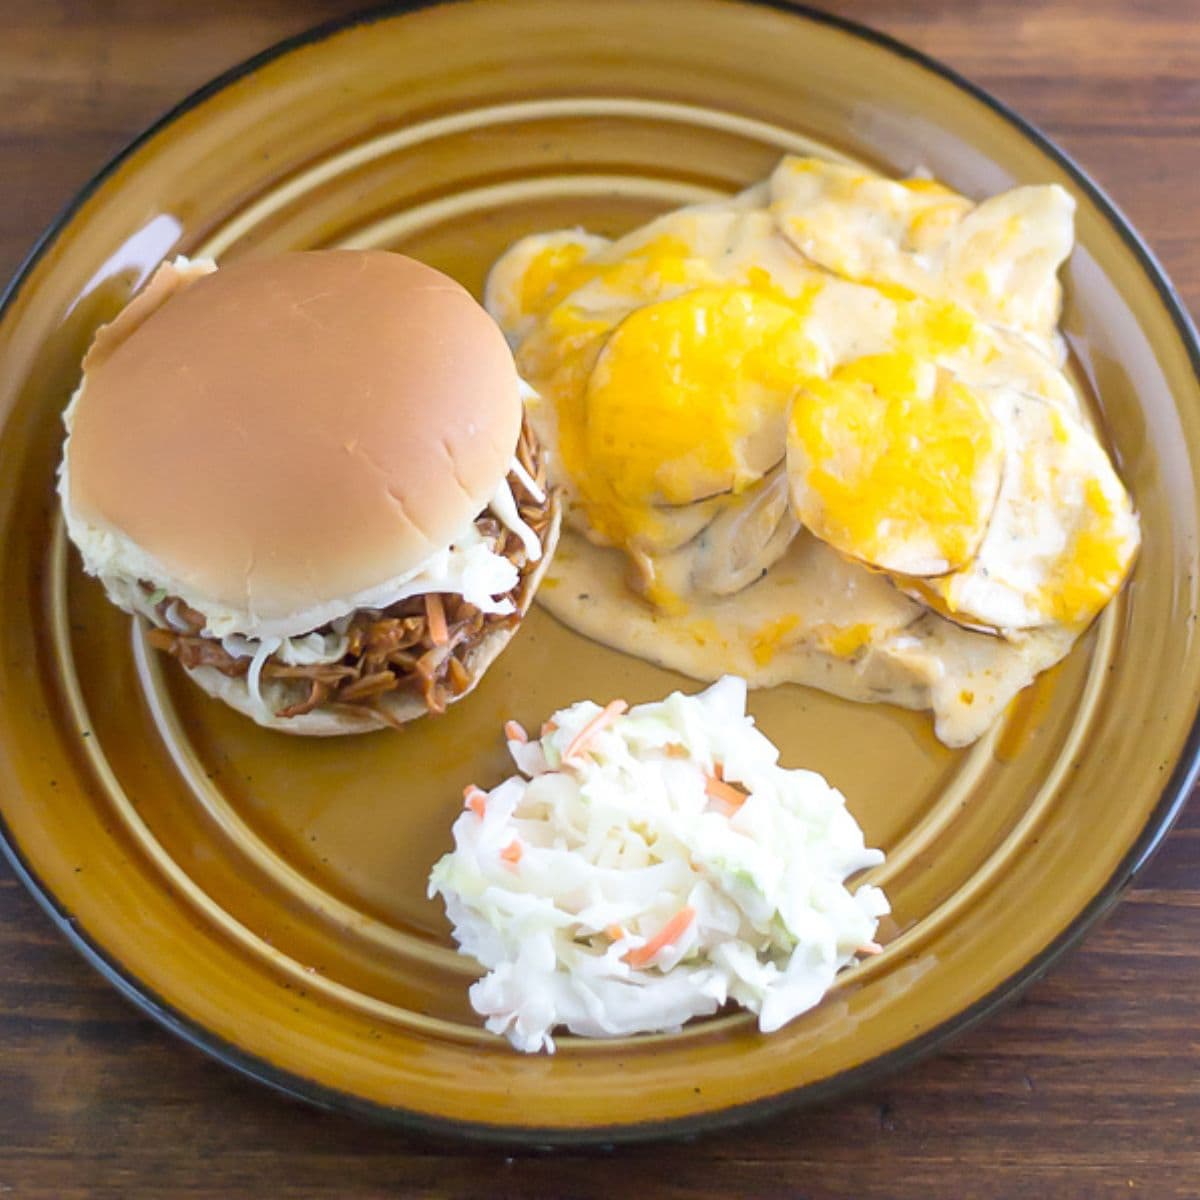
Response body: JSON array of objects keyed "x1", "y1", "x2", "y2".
[{"x1": 59, "y1": 250, "x2": 560, "y2": 735}]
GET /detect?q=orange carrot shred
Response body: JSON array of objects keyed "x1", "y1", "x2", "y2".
[
  {"x1": 463, "y1": 785, "x2": 487, "y2": 819},
  {"x1": 500, "y1": 839, "x2": 522, "y2": 866},
  {"x1": 705, "y1": 774, "x2": 748, "y2": 811},
  {"x1": 858, "y1": 941, "x2": 883, "y2": 956},
  {"x1": 426, "y1": 593, "x2": 449, "y2": 647},
  {"x1": 663, "y1": 743, "x2": 689, "y2": 759},
  {"x1": 624, "y1": 907, "x2": 696, "y2": 968},
  {"x1": 504, "y1": 720, "x2": 528, "y2": 744},
  {"x1": 564, "y1": 699, "x2": 628, "y2": 762},
  {"x1": 541, "y1": 719, "x2": 558, "y2": 736},
  {"x1": 605, "y1": 924, "x2": 625, "y2": 941}
]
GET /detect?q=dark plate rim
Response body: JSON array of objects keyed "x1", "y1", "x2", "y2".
[{"x1": 1, "y1": 0, "x2": 1197, "y2": 1149}]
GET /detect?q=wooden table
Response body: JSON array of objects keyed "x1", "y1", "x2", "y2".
[{"x1": 2, "y1": 2, "x2": 1197, "y2": 1195}]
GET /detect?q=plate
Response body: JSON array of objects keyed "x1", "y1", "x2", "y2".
[{"x1": 1, "y1": 0, "x2": 1198, "y2": 1145}]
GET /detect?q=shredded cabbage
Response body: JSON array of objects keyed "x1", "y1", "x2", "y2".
[
  {"x1": 107, "y1": 463, "x2": 542, "y2": 717},
  {"x1": 490, "y1": 473, "x2": 542, "y2": 563},
  {"x1": 245, "y1": 636, "x2": 282, "y2": 711},
  {"x1": 218, "y1": 632, "x2": 336, "y2": 714},
  {"x1": 77, "y1": 456, "x2": 542, "y2": 642},
  {"x1": 428, "y1": 676, "x2": 889, "y2": 1053}
]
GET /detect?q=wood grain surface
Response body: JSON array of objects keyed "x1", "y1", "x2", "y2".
[{"x1": 1, "y1": 2, "x2": 1197, "y2": 1196}]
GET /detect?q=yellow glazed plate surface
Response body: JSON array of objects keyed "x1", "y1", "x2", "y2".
[{"x1": 1, "y1": 0, "x2": 1198, "y2": 1143}]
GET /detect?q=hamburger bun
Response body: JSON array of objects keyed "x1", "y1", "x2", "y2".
[
  {"x1": 63, "y1": 250, "x2": 523, "y2": 639},
  {"x1": 60, "y1": 251, "x2": 558, "y2": 733}
]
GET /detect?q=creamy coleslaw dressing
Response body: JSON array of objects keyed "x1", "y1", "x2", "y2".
[{"x1": 429, "y1": 677, "x2": 888, "y2": 1052}]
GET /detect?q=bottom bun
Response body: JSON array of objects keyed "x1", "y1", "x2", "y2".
[{"x1": 176, "y1": 497, "x2": 560, "y2": 736}]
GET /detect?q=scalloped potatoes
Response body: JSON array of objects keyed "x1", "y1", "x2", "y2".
[{"x1": 485, "y1": 156, "x2": 1140, "y2": 746}]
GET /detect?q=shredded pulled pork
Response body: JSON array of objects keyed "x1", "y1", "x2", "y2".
[{"x1": 144, "y1": 418, "x2": 552, "y2": 726}]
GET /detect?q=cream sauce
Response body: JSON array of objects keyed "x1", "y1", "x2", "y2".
[
  {"x1": 492, "y1": 157, "x2": 1127, "y2": 748},
  {"x1": 539, "y1": 528, "x2": 1074, "y2": 749}
]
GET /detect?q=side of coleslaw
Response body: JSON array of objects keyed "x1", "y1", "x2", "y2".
[{"x1": 428, "y1": 676, "x2": 889, "y2": 1053}]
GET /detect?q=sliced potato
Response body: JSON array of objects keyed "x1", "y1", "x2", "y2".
[
  {"x1": 770, "y1": 155, "x2": 1074, "y2": 353},
  {"x1": 914, "y1": 387, "x2": 1140, "y2": 631},
  {"x1": 787, "y1": 355, "x2": 1004, "y2": 577},
  {"x1": 584, "y1": 287, "x2": 819, "y2": 510},
  {"x1": 646, "y1": 465, "x2": 800, "y2": 600}
]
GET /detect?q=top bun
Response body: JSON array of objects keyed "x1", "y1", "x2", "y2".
[{"x1": 62, "y1": 251, "x2": 522, "y2": 637}]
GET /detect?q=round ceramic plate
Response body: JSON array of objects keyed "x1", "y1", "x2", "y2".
[{"x1": 1, "y1": 0, "x2": 1198, "y2": 1146}]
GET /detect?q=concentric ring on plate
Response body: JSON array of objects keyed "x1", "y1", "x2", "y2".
[{"x1": 0, "y1": 0, "x2": 1196, "y2": 1145}]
